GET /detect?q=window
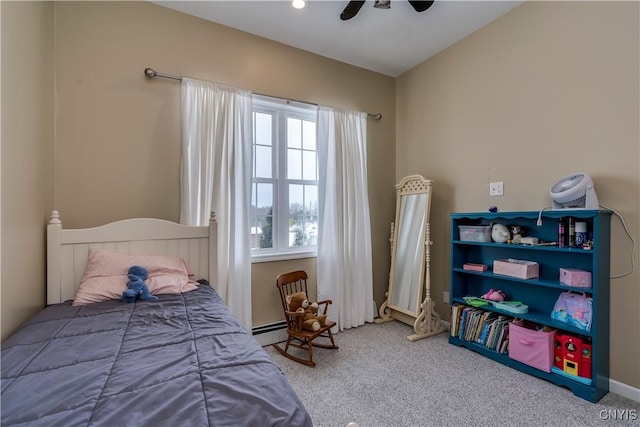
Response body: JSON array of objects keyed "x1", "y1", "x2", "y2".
[{"x1": 250, "y1": 95, "x2": 318, "y2": 261}]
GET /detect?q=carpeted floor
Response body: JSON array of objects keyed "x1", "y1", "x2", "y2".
[{"x1": 263, "y1": 321, "x2": 640, "y2": 427}]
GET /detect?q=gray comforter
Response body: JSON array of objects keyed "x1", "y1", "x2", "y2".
[{"x1": 1, "y1": 284, "x2": 312, "y2": 427}]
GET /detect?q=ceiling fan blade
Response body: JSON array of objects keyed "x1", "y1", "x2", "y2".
[
  {"x1": 340, "y1": 1, "x2": 366, "y2": 21},
  {"x1": 408, "y1": 1, "x2": 434, "y2": 13}
]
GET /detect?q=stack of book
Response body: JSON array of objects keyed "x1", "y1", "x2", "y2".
[{"x1": 450, "y1": 303, "x2": 514, "y2": 354}]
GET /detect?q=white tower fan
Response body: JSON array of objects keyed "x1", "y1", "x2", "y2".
[{"x1": 549, "y1": 173, "x2": 599, "y2": 209}]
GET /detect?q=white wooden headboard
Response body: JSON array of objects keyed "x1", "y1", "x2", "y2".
[{"x1": 46, "y1": 210, "x2": 217, "y2": 305}]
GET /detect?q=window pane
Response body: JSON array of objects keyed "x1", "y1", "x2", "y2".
[
  {"x1": 257, "y1": 183, "x2": 273, "y2": 209},
  {"x1": 305, "y1": 222, "x2": 318, "y2": 246},
  {"x1": 305, "y1": 185, "x2": 318, "y2": 213},
  {"x1": 305, "y1": 185, "x2": 318, "y2": 246},
  {"x1": 251, "y1": 183, "x2": 273, "y2": 249},
  {"x1": 255, "y1": 112, "x2": 272, "y2": 146},
  {"x1": 288, "y1": 184, "x2": 318, "y2": 248},
  {"x1": 255, "y1": 145, "x2": 272, "y2": 179},
  {"x1": 289, "y1": 184, "x2": 303, "y2": 248},
  {"x1": 302, "y1": 120, "x2": 316, "y2": 150},
  {"x1": 302, "y1": 151, "x2": 317, "y2": 180},
  {"x1": 287, "y1": 118, "x2": 302, "y2": 148},
  {"x1": 289, "y1": 184, "x2": 303, "y2": 212},
  {"x1": 287, "y1": 148, "x2": 302, "y2": 180},
  {"x1": 250, "y1": 183, "x2": 259, "y2": 250}
]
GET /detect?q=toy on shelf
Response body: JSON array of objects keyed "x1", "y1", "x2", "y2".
[
  {"x1": 481, "y1": 289, "x2": 505, "y2": 301},
  {"x1": 554, "y1": 333, "x2": 592, "y2": 380},
  {"x1": 463, "y1": 289, "x2": 529, "y2": 314},
  {"x1": 483, "y1": 289, "x2": 529, "y2": 314},
  {"x1": 490, "y1": 300, "x2": 529, "y2": 314},
  {"x1": 508, "y1": 225, "x2": 526, "y2": 244},
  {"x1": 491, "y1": 224, "x2": 510, "y2": 243}
]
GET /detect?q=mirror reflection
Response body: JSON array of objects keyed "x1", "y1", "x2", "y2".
[{"x1": 389, "y1": 193, "x2": 426, "y2": 314}]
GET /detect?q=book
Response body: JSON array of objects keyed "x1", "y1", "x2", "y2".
[
  {"x1": 450, "y1": 304, "x2": 464, "y2": 337},
  {"x1": 488, "y1": 321, "x2": 503, "y2": 350},
  {"x1": 487, "y1": 316, "x2": 512, "y2": 350},
  {"x1": 458, "y1": 307, "x2": 470, "y2": 339},
  {"x1": 472, "y1": 311, "x2": 492, "y2": 342},
  {"x1": 499, "y1": 337, "x2": 510, "y2": 354},
  {"x1": 496, "y1": 323, "x2": 511, "y2": 353},
  {"x1": 477, "y1": 313, "x2": 498, "y2": 346},
  {"x1": 464, "y1": 308, "x2": 483, "y2": 341}
]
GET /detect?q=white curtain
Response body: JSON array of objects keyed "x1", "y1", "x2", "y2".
[
  {"x1": 317, "y1": 106, "x2": 374, "y2": 331},
  {"x1": 180, "y1": 78, "x2": 253, "y2": 331}
]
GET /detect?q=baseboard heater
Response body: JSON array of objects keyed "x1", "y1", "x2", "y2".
[{"x1": 252, "y1": 321, "x2": 288, "y2": 347}]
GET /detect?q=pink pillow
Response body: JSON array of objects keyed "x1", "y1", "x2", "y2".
[{"x1": 73, "y1": 249, "x2": 198, "y2": 306}]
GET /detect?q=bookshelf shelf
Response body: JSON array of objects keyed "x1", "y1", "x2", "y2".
[
  {"x1": 452, "y1": 268, "x2": 595, "y2": 294},
  {"x1": 453, "y1": 240, "x2": 596, "y2": 255},
  {"x1": 450, "y1": 336, "x2": 595, "y2": 390},
  {"x1": 449, "y1": 210, "x2": 611, "y2": 403},
  {"x1": 450, "y1": 297, "x2": 593, "y2": 337}
]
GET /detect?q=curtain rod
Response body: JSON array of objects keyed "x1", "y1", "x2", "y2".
[{"x1": 144, "y1": 68, "x2": 382, "y2": 121}]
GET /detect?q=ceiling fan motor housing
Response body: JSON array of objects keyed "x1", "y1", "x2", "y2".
[{"x1": 341, "y1": 0, "x2": 434, "y2": 21}]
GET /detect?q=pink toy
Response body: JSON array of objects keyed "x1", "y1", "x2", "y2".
[{"x1": 481, "y1": 289, "x2": 506, "y2": 302}]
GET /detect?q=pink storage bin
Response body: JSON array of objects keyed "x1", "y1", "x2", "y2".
[
  {"x1": 493, "y1": 259, "x2": 539, "y2": 279},
  {"x1": 508, "y1": 321, "x2": 555, "y2": 372},
  {"x1": 559, "y1": 268, "x2": 592, "y2": 288}
]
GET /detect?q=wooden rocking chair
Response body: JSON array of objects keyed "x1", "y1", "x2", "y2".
[{"x1": 273, "y1": 270, "x2": 338, "y2": 367}]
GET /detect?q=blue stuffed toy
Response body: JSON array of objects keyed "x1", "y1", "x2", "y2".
[{"x1": 121, "y1": 265, "x2": 158, "y2": 303}]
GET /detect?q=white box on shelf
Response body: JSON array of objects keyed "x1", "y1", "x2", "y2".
[{"x1": 493, "y1": 258, "x2": 539, "y2": 279}]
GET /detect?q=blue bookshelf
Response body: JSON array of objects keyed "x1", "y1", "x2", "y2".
[{"x1": 449, "y1": 210, "x2": 611, "y2": 402}]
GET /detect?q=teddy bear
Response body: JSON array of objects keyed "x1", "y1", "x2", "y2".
[
  {"x1": 121, "y1": 265, "x2": 158, "y2": 303},
  {"x1": 286, "y1": 292, "x2": 328, "y2": 332}
]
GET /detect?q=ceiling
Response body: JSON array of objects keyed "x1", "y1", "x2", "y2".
[{"x1": 154, "y1": 1, "x2": 523, "y2": 77}]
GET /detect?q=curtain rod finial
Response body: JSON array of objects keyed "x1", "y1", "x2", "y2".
[{"x1": 144, "y1": 68, "x2": 156, "y2": 78}]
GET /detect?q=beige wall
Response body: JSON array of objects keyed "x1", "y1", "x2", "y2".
[
  {"x1": 1, "y1": 1, "x2": 54, "y2": 341},
  {"x1": 253, "y1": 258, "x2": 317, "y2": 327},
  {"x1": 52, "y1": 2, "x2": 396, "y2": 328},
  {"x1": 396, "y1": 1, "x2": 639, "y2": 388}
]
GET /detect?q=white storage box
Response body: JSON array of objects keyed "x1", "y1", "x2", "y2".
[
  {"x1": 458, "y1": 225, "x2": 491, "y2": 242},
  {"x1": 493, "y1": 258, "x2": 539, "y2": 279}
]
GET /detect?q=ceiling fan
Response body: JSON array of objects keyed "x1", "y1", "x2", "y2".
[{"x1": 340, "y1": 0, "x2": 435, "y2": 21}]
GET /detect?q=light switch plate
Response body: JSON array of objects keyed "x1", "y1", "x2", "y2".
[{"x1": 489, "y1": 181, "x2": 504, "y2": 196}]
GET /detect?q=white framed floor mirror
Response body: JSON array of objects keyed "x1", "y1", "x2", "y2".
[{"x1": 374, "y1": 174, "x2": 447, "y2": 341}]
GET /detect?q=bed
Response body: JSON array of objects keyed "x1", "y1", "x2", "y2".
[{"x1": 1, "y1": 211, "x2": 312, "y2": 427}]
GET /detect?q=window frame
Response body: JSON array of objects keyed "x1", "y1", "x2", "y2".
[{"x1": 251, "y1": 95, "x2": 318, "y2": 263}]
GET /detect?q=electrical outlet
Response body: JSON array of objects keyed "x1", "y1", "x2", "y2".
[
  {"x1": 489, "y1": 181, "x2": 504, "y2": 196},
  {"x1": 443, "y1": 291, "x2": 450, "y2": 304}
]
